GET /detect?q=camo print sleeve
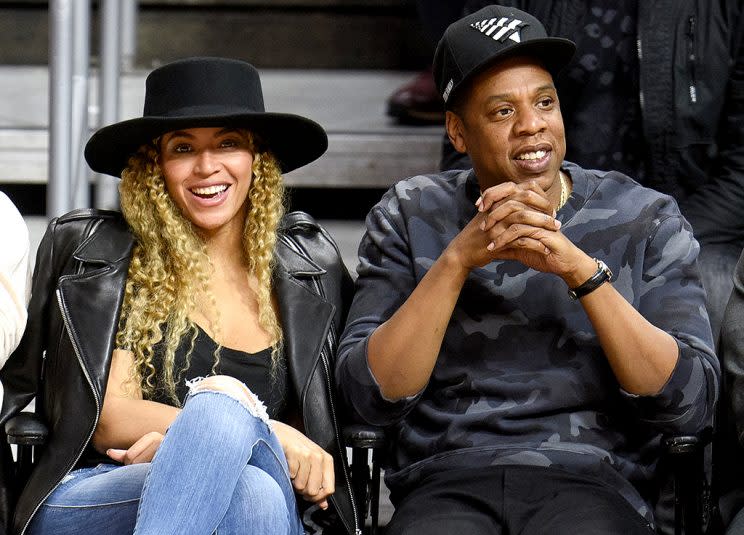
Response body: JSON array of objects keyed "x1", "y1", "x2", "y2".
[
  {"x1": 335, "y1": 196, "x2": 424, "y2": 426},
  {"x1": 618, "y1": 212, "x2": 719, "y2": 434}
]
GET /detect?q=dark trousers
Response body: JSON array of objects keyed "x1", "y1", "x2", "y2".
[{"x1": 385, "y1": 465, "x2": 655, "y2": 535}]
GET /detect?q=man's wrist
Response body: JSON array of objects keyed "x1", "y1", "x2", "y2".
[
  {"x1": 439, "y1": 246, "x2": 475, "y2": 281},
  {"x1": 567, "y1": 258, "x2": 613, "y2": 300},
  {"x1": 562, "y1": 255, "x2": 600, "y2": 288}
]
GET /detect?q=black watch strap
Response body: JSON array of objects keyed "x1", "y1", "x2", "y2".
[{"x1": 568, "y1": 259, "x2": 612, "y2": 300}]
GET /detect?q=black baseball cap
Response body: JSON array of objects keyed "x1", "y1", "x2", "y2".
[{"x1": 433, "y1": 5, "x2": 576, "y2": 109}]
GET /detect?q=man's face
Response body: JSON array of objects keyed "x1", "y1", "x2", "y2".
[{"x1": 446, "y1": 56, "x2": 566, "y2": 192}]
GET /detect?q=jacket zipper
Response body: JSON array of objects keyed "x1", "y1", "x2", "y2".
[
  {"x1": 21, "y1": 290, "x2": 102, "y2": 535},
  {"x1": 320, "y1": 345, "x2": 362, "y2": 535},
  {"x1": 310, "y1": 275, "x2": 362, "y2": 535},
  {"x1": 687, "y1": 16, "x2": 698, "y2": 103},
  {"x1": 637, "y1": 37, "x2": 645, "y2": 113}
]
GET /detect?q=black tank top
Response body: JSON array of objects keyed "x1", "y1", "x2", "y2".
[
  {"x1": 79, "y1": 326, "x2": 289, "y2": 468},
  {"x1": 148, "y1": 325, "x2": 288, "y2": 420}
]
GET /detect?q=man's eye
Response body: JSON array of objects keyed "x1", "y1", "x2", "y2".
[
  {"x1": 173, "y1": 144, "x2": 191, "y2": 153},
  {"x1": 220, "y1": 139, "x2": 239, "y2": 148},
  {"x1": 490, "y1": 107, "x2": 512, "y2": 118},
  {"x1": 538, "y1": 97, "x2": 554, "y2": 108}
]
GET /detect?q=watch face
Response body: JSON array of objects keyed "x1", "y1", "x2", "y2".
[{"x1": 598, "y1": 260, "x2": 613, "y2": 279}]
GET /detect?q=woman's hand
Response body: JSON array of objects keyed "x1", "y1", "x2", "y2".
[
  {"x1": 106, "y1": 431, "x2": 164, "y2": 465},
  {"x1": 271, "y1": 420, "x2": 335, "y2": 510}
]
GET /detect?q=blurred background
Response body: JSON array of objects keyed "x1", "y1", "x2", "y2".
[{"x1": 0, "y1": 0, "x2": 444, "y2": 272}]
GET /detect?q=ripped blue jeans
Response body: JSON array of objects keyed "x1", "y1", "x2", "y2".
[{"x1": 28, "y1": 380, "x2": 304, "y2": 535}]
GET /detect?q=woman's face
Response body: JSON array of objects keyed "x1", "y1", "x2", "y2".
[{"x1": 159, "y1": 127, "x2": 254, "y2": 237}]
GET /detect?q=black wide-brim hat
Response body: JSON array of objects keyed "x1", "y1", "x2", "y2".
[
  {"x1": 85, "y1": 57, "x2": 328, "y2": 177},
  {"x1": 433, "y1": 5, "x2": 576, "y2": 108}
]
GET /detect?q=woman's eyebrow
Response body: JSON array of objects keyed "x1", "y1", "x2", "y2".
[{"x1": 163, "y1": 130, "x2": 195, "y2": 142}]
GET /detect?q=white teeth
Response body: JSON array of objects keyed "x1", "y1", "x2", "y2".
[
  {"x1": 516, "y1": 150, "x2": 547, "y2": 160},
  {"x1": 191, "y1": 184, "x2": 227, "y2": 195}
]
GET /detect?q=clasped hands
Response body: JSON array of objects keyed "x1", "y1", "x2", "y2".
[{"x1": 447, "y1": 179, "x2": 588, "y2": 280}]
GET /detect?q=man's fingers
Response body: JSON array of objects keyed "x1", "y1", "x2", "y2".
[
  {"x1": 480, "y1": 187, "x2": 553, "y2": 225},
  {"x1": 482, "y1": 202, "x2": 560, "y2": 232},
  {"x1": 476, "y1": 182, "x2": 517, "y2": 212},
  {"x1": 487, "y1": 226, "x2": 554, "y2": 254}
]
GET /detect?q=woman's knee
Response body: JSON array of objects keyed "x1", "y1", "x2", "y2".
[{"x1": 186, "y1": 375, "x2": 269, "y2": 423}]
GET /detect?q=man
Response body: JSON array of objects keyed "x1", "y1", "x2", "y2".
[
  {"x1": 444, "y1": 0, "x2": 744, "y2": 343},
  {"x1": 336, "y1": 5, "x2": 719, "y2": 534}
]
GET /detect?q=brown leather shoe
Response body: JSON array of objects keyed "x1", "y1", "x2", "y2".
[{"x1": 386, "y1": 68, "x2": 445, "y2": 125}]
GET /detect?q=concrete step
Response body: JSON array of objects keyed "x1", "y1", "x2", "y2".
[{"x1": 0, "y1": 66, "x2": 443, "y2": 189}]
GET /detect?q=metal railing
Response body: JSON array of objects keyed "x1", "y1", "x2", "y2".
[{"x1": 48, "y1": 0, "x2": 138, "y2": 218}]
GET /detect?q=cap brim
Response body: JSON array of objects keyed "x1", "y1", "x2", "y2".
[
  {"x1": 447, "y1": 37, "x2": 576, "y2": 108},
  {"x1": 84, "y1": 112, "x2": 328, "y2": 178}
]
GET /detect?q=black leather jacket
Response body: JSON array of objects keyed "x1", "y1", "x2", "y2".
[{"x1": 0, "y1": 209, "x2": 360, "y2": 535}]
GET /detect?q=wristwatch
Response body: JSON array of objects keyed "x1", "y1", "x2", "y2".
[{"x1": 568, "y1": 258, "x2": 613, "y2": 300}]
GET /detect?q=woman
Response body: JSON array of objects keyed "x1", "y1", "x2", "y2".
[{"x1": 0, "y1": 57, "x2": 358, "y2": 535}]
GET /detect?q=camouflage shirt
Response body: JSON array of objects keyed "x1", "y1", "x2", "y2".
[{"x1": 336, "y1": 162, "x2": 719, "y2": 522}]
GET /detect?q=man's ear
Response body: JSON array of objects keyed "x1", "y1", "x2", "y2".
[{"x1": 445, "y1": 110, "x2": 467, "y2": 154}]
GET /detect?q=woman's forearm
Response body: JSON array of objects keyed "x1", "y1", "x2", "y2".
[{"x1": 93, "y1": 396, "x2": 180, "y2": 453}]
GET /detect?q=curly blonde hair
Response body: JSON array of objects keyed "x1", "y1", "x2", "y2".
[{"x1": 115, "y1": 131, "x2": 285, "y2": 403}]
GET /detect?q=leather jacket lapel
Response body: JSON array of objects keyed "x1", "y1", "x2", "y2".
[
  {"x1": 57, "y1": 219, "x2": 133, "y2": 404},
  {"x1": 274, "y1": 239, "x2": 335, "y2": 406}
]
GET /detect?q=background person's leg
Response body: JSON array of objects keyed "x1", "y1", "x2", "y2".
[
  {"x1": 698, "y1": 242, "x2": 741, "y2": 344},
  {"x1": 386, "y1": 0, "x2": 466, "y2": 124}
]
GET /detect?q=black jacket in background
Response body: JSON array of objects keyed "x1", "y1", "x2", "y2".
[
  {"x1": 461, "y1": 0, "x2": 744, "y2": 247},
  {"x1": 0, "y1": 209, "x2": 359, "y2": 535}
]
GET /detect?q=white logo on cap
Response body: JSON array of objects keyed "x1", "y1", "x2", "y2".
[
  {"x1": 442, "y1": 79, "x2": 454, "y2": 102},
  {"x1": 470, "y1": 17, "x2": 526, "y2": 43}
]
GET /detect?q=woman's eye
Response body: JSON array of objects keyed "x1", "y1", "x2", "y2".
[
  {"x1": 173, "y1": 144, "x2": 191, "y2": 153},
  {"x1": 220, "y1": 139, "x2": 239, "y2": 148}
]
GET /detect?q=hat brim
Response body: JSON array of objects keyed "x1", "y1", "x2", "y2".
[
  {"x1": 84, "y1": 111, "x2": 328, "y2": 178},
  {"x1": 447, "y1": 37, "x2": 576, "y2": 108}
]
